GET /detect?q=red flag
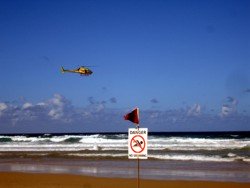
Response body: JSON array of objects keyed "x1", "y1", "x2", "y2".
[{"x1": 124, "y1": 108, "x2": 139, "y2": 125}]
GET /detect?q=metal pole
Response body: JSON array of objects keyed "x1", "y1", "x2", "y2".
[
  {"x1": 137, "y1": 125, "x2": 140, "y2": 188},
  {"x1": 137, "y1": 157, "x2": 140, "y2": 188}
]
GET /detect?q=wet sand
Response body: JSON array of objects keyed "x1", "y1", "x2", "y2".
[{"x1": 0, "y1": 172, "x2": 249, "y2": 188}]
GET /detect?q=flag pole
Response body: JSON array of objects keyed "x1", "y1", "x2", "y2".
[
  {"x1": 137, "y1": 124, "x2": 140, "y2": 188},
  {"x1": 124, "y1": 107, "x2": 140, "y2": 188},
  {"x1": 137, "y1": 157, "x2": 140, "y2": 188}
]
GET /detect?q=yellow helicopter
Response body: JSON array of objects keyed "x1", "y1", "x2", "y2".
[{"x1": 61, "y1": 66, "x2": 93, "y2": 76}]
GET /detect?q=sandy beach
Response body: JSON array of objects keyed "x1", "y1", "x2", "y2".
[{"x1": 0, "y1": 172, "x2": 249, "y2": 188}]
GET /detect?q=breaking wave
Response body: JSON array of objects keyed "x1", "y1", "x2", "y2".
[{"x1": 0, "y1": 133, "x2": 249, "y2": 163}]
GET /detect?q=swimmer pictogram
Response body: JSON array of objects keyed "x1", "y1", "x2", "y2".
[{"x1": 130, "y1": 135, "x2": 146, "y2": 153}]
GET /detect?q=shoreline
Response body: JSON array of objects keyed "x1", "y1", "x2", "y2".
[
  {"x1": 1, "y1": 158, "x2": 249, "y2": 182},
  {"x1": 0, "y1": 172, "x2": 249, "y2": 188}
]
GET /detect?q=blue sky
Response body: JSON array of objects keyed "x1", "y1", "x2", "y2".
[{"x1": 0, "y1": 0, "x2": 249, "y2": 133}]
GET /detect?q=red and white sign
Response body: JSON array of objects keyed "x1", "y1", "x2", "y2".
[{"x1": 128, "y1": 128, "x2": 148, "y2": 159}]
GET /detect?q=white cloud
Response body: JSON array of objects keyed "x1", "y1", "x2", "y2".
[
  {"x1": 0, "y1": 103, "x2": 8, "y2": 116},
  {"x1": 187, "y1": 104, "x2": 201, "y2": 116},
  {"x1": 221, "y1": 105, "x2": 236, "y2": 117},
  {"x1": 48, "y1": 108, "x2": 62, "y2": 119},
  {"x1": 49, "y1": 94, "x2": 64, "y2": 107},
  {"x1": 47, "y1": 94, "x2": 72, "y2": 120},
  {"x1": 220, "y1": 97, "x2": 238, "y2": 117},
  {"x1": 22, "y1": 102, "x2": 33, "y2": 109},
  {"x1": 0, "y1": 94, "x2": 74, "y2": 125},
  {"x1": 0, "y1": 94, "x2": 249, "y2": 133},
  {"x1": 37, "y1": 102, "x2": 46, "y2": 106},
  {"x1": 95, "y1": 104, "x2": 105, "y2": 112},
  {"x1": 0, "y1": 103, "x2": 7, "y2": 111}
]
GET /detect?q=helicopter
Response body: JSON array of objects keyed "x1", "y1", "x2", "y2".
[{"x1": 61, "y1": 66, "x2": 93, "y2": 76}]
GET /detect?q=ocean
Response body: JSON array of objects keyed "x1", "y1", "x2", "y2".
[{"x1": 0, "y1": 132, "x2": 249, "y2": 182}]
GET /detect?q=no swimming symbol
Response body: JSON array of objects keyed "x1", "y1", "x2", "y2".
[{"x1": 130, "y1": 135, "x2": 146, "y2": 153}]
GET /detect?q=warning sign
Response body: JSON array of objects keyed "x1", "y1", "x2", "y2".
[{"x1": 128, "y1": 128, "x2": 148, "y2": 159}]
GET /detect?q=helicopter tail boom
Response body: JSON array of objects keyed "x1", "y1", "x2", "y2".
[
  {"x1": 61, "y1": 66, "x2": 65, "y2": 73},
  {"x1": 61, "y1": 67, "x2": 75, "y2": 73}
]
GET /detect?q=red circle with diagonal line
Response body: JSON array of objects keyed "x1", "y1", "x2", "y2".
[{"x1": 130, "y1": 135, "x2": 146, "y2": 153}]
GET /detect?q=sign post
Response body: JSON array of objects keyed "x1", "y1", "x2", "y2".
[
  {"x1": 128, "y1": 128, "x2": 148, "y2": 188},
  {"x1": 124, "y1": 108, "x2": 148, "y2": 188}
]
